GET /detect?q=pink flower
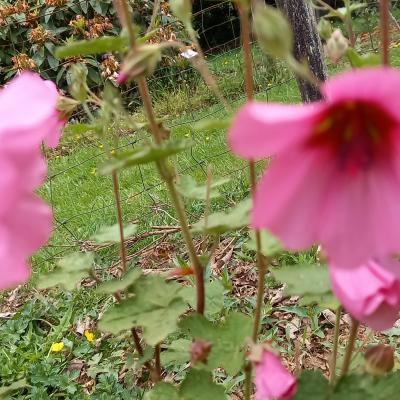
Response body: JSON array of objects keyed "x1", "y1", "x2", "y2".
[
  {"x1": 0, "y1": 196, "x2": 52, "y2": 291},
  {"x1": 229, "y1": 68, "x2": 400, "y2": 267},
  {"x1": 0, "y1": 71, "x2": 64, "y2": 148},
  {"x1": 0, "y1": 72, "x2": 62, "y2": 290},
  {"x1": 255, "y1": 350, "x2": 297, "y2": 400},
  {"x1": 330, "y1": 259, "x2": 400, "y2": 331}
]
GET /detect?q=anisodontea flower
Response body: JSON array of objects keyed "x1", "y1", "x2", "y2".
[
  {"x1": 255, "y1": 350, "x2": 297, "y2": 400},
  {"x1": 0, "y1": 71, "x2": 64, "y2": 148},
  {"x1": 229, "y1": 68, "x2": 400, "y2": 268},
  {"x1": 329, "y1": 259, "x2": 400, "y2": 331},
  {"x1": 0, "y1": 72, "x2": 63, "y2": 290}
]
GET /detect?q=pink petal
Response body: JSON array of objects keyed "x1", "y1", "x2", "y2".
[
  {"x1": 329, "y1": 262, "x2": 400, "y2": 331},
  {"x1": 228, "y1": 102, "x2": 323, "y2": 159},
  {"x1": 322, "y1": 68, "x2": 400, "y2": 123},
  {"x1": 256, "y1": 351, "x2": 297, "y2": 400},
  {"x1": 321, "y1": 160, "x2": 400, "y2": 267},
  {"x1": 252, "y1": 148, "x2": 335, "y2": 249},
  {"x1": 4, "y1": 196, "x2": 53, "y2": 257},
  {"x1": 0, "y1": 256, "x2": 30, "y2": 291},
  {"x1": 0, "y1": 72, "x2": 62, "y2": 149}
]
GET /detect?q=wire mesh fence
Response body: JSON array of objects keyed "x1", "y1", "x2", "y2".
[{"x1": 1, "y1": 0, "x2": 397, "y2": 268}]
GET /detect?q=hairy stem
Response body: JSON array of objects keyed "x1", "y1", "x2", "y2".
[
  {"x1": 344, "y1": 0, "x2": 356, "y2": 47},
  {"x1": 238, "y1": 6, "x2": 267, "y2": 399},
  {"x1": 380, "y1": 0, "x2": 391, "y2": 66},
  {"x1": 329, "y1": 306, "x2": 342, "y2": 385},
  {"x1": 118, "y1": 0, "x2": 205, "y2": 314},
  {"x1": 154, "y1": 344, "x2": 162, "y2": 381},
  {"x1": 82, "y1": 97, "x2": 147, "y2": 372},
  {"x1": 238, "y1": 5, "x2": 254, "y2": 101},
  {"x1": 111, "y1": 171, "x2": 128, "y2": 273},
  {"x1": 341, "y1": 318, "x2": 360, "y2": 377}
]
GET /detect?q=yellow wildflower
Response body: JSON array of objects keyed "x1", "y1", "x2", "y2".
[
  {"x1": 51, "y1": 341, "x2": 64, "y2": 352},
  {"x1": 84, "y1": 330, "x2": 95, "y2": 343}
]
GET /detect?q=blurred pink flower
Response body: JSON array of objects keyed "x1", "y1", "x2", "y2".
[
  {"x1": 0, "y1": 197, "x2": 52, "y2": 291},
  {"x1": 229, "y1": 68, "x2": 400, "y2": 267},
  {"x1": 0, "y1": 72, "x2": 62, "y2": 290},
  {"x1": 330, "y1": 259, "x2": 400, "y2": 331},
  {"x1": 0, "y1": 71, "x2": 64, "y2": 148},
  {"x1": 255, "y1": 350, "x2": 297, "y2": 400}
]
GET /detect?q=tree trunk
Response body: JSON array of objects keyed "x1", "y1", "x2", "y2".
[{"x1": 276, "y1": 0, "x2": 327, "y2": 102}]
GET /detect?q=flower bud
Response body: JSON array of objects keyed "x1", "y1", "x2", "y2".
[
  {"x1": 118, "y1": 44, "x2": 162, "y2": 83},
  {"x1": 68, "y1": 63, "x2": 88, "y2": 102},
  {"x1": 190, "y1": 339, "x2": 212, "y2": 366},
  {"x1": 318, "y1": 18, "x2": 333, "y2": 41},
  {"x1": 253, "y1": 4, "x2": 293, "y2": 60},
  {"x1": 57, "y1": 96, "x2": 80, "y2": 119},
  {"x1": 365, "y1": 344, "x2": 395, "y2": 376},
  {"x1": 325, "y1": 29, "x2": 348, "y2": 64},
  {"x1": 170, "y1": 0, "x2": 192, "y2": 27}
]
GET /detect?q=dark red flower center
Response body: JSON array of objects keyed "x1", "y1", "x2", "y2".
[{"x1": 308, "y1": 100, "x2": 397, "y2": 173}]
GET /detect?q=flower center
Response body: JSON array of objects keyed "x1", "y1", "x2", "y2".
[{"x1": 308, "y1": 100, "x2": 396, "y2": 173}]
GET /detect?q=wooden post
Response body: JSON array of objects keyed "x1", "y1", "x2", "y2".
[{"x1": 276, "y1": 0, "x2": 327, "y2": 102}]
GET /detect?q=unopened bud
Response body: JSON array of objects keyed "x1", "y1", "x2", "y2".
[
  {"x1": 253, "y1": 4, "x2": 293, "y2": 60},
  {"x1": 190, "y1": 339, "x2": 212, "y2": 366},
  {"x1": 68, "y1": 63, "x2": 88, "y2": 102},
  {"x1": 118, "y1": 44, "x2": 162, "y2": 83},
  {"x1": 57, "y1": 96, "x2": 80, "y2": 119},
  {"x1": 318, "y1": 18, "x2": 333, "y2": 41},
  {"x1": 365, "y1": 344, "x2": 395, "y2": 376},
  {"x1": 325, "y1": 29, "x2": 348, "y2": 64},
  {"x1": 170, "y1": 0, "x2": 192, "y2": 27}
]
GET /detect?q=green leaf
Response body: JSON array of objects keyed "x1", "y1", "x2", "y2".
[
  {"x1": 144, "y1": 383, "x2": 180, "y2": 400},
  {"x1": 160, "y1": 339, "x2": 191, "y2": 366},
  {"x1": 192, "y1": 198, "x2": 251, "y2": 234},
  {"x1": 327, "y1": 3, "x2": 366, "y2": 19},
  {"x1": 194, "y1": 117, "x2": 231, "y2": 132},
  {"x1": 346, "y1": 48, "x2": 380, "y2": 68},
  {"x1": 91, "y1": 223, "x2": 137, "y2": 244},
  {"x1": 176, "y1": 175, "x2": 230, "y2": 200},
  {"x1": 56, "y1": 36, "x2": 127, "y2": 59},
  {"x1": 246, "y1": 230, "x2": 283, "y2": 257},
  {"x1": 0, "y1": 379, "x2": 29, "y2": 397},
  {"x1": 38, "y1": 252, "x2": 94, "y2": 290},
  {"x1": 96, "y1": 268, "x2": 143, "y2": 294},
  {"x1": 299, "y1": 293, "x2": 340, "y2": 309},
  {"x1": 99, "y1": 275, "x2": 187, "y2": 345},
  {"x1": 181, "y1": 280, "x2": 225, "y2": 318},
  {"x1": 180, "y1": 313, "x2": 252, "y2": 375},
  {"x1": 180, "y1": 370, "x2": 226, "y2": 400},
  {"x1": 272, "y1": 264, "x2": 332, "y2": 297},
  {"x1": 294, "y1": 371, "x2": 330, "y2": 400},
  {"x1": 99, "y1": 139, "x2": 193, "y2": 175}
]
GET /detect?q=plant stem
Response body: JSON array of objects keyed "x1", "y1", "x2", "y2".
[
  {"x1": 238, "y1": 5, "x2": 254, "y2": 101},
  {"x1": 344, "y1": 0, "x2": 356, "y2": 47},
  {"x1": 329, "y1": 306, "x2": 342, "y2": 385},
  {"x1": 111, "y1": 171, "x2": 128, "y2": 273},
  {"x1": 154, "y1": 344, "x2": 162, "y2": 381},
  {"x1": 238, "y1": 6, "x2": 268, "y2": 399},
  {"x1": 341, "y1": 318, "x2": 360, "y2": 377},
  {"x1": 380, "y1": 0, "x2": 391, "y2": 66},
  {"x1": 117, "y1": 0, "x2": 205, "y2": 314},
  {"x1": 249, "y1": 163, "x2": 268, "y2": 341}
]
